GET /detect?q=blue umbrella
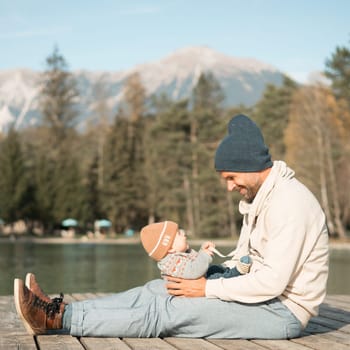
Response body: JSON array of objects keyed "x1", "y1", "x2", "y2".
[
  {"x1": 97, "y1": 219, "x2": 112, "y2": 228},
  {"x1": 62, "y1": 218, "x2": 78, "y2": 227}
]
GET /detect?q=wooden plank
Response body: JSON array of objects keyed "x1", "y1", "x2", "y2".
[
  {"x1": 307, "y1": 325, "x2": 350, "y2": 346},
  {"x1": 61, "y1": 293, "x2": 79, "y2": 303},
  {"x1": 79, "y1": 293, "x2": 100, "y2": 299},
  {"x1": 318, "y1": 305, "x2": 350, "y2": 325},
  {"x1": 80, "y1": 337, "x2": 132, "y2": 350},
  {"x1": 323, "y1": 295, "x2": 350, "y2": 311},
  {"x1": 165, "y1": 337, "x2": 223, "y2": 350},
  {"x1": 325, "y1": 295, "x2": 350, "y2": 303},
  {"x1": 292, "y1": 333, "x2": 350, "y2": 350},
  {"x1": 0, "y1": 335, "x2": 37, "y2": 350},
  {"x1": 95, "y1": 292, "x2": 112, "y2": 298},
  {"x1": 317, "y1": 332, "x2": 350, "y2": 346},
  {"x1": 252, "y1": 339, "x2": 313, "y2": 349},
  {"x1": 208, "y1": 338, "x2": 267, "y2": 350},
  {"x1": 36, "y1": 335, "x2": 84, "y2": 350},
  {"x1": 70, "y1": 293, "x2": 89, "y2": 301},
  {"x1": 0, "y1": 295, "x2": 28, "y2": 336},
  {"x1": 123, "y1": 338, "x2": 177, "y2": 350},
  {"x1": 305, "y1": 320, "x2": 350, "y2": 342},
  {"x1": 2, "y1": 294, "x2": 350, "y2": 350},
  {"x1": 304, "y1": 321, "x2": 326, "y2": 334},
  {"x1": 310, "y1": 316, "x2": 350, "y2": 333}
]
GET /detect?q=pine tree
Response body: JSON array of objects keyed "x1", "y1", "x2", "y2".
[
  {"x1": 34, "y1": 47, "x2": 83, "y2": 231},
  {"x1": 144, "y1": 99, "x2": 192, "y2": 228},
  {"x1": 325, "y1": 43, "x2": 350, "y2": 107},
  {"x1": 101, "y1": 111, "x2": 148, "y2": 233},
  {"x1": 91, "y1": 77, "x2": 112, "y2": 189},
  {"x1": 101, "y1": 72, "x2": 149, "y2": 233},
  {"x1": 84, "y1": 153, "x2": 103, "y2": 223},
  {"x1": 121, "y1": 72, "x2": 148, "y2": 229},
  {"x1": 39, "y1": 46, "x2": 79, "y2": 144},
  {"x1": 189, "y1": 72, "x2": 229, "y2": 237},
  {"x1": 0, "y1": 129, "x2": 31, "y2": 223},
  {"x1": 253, "y1": 76, "x2": 298, "y2": 160},
  {"x1": 51, "y1": 141, "x2": 87, "y2": 223},
  {"x1": 32, "y1": 149, "x2": 56, "y2": 228}
]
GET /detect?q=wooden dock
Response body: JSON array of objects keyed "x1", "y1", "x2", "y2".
[{"x1": 1, "y1": 293, "x2": 349, "y2": 350}]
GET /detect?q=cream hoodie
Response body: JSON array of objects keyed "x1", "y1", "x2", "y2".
[{"x1": 205, "y1": 161, "x2": 329, "y2": 328}]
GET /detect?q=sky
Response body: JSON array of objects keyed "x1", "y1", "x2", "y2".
[{"x1": 1, "y1": 0, "x2": 349, "y2": 83}]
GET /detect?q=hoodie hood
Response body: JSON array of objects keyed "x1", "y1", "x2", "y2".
[{"x1": 232, "y1": 160, "x2": 296, "y2": 260}]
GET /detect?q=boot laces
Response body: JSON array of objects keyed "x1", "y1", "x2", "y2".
[{"x1": 32, "y1": 293, "x2": 64, "y2": 319}]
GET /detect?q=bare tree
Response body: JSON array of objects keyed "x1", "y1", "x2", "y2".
[
  {"x1": 285, "y1": 85, "x2": 346, "y2": 238},
  {"x1": 123, "y1": 72, "x2": 146, "y2": 148}
]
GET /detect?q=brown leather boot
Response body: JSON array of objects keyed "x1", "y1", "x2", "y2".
[
  {"x1": 14, "y1": 278, "x2": 65, "y2": 335},
  {"x1": 25, "y1": 273, "x2": 51, "y2": 302}
]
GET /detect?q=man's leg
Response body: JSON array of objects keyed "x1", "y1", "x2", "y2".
[
  {"x1": 69, "y1": 279, "x2": 302, "y2": 339},
  {"x1": 69, "y1": 279, "x2": 168, "y2": 337},
  {"x1": 164, "y1": 296, "x2": 301, "y2": 339},
  {"x1": 15, "y1": 276, "x2": 168, "y2": 336}
]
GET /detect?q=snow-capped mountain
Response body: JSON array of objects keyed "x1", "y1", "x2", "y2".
[{"x1": 0, "y1": 47, "x2": 285, "y2": 132}]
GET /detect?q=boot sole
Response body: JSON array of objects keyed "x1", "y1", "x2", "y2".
[
  {"x1": 25, "y1": 273, "x2": 33, "y2": 290},
  {"x1": 14, "y1": 279, "x2": 36, "y2": 335}
]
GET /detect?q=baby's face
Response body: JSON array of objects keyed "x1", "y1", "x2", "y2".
[{"x1": 171, "y1": 229, "x2": 189, "y2": 253}]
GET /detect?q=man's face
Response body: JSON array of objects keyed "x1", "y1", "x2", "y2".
[{"x1": 220, "y1": 171, "x2": 264, "y2": 202}]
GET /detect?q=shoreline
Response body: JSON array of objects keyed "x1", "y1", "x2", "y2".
[
  {"x1": 0, "y1": 235, "x2": 235, "y2": 246},
  {"x1": 0, "y1": 235, "x2": 349, "y2": 249}
]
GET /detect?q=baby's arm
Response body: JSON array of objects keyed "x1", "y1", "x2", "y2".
[{"x1": 200, "y1": 241, "x2": 215, "y2": 256}]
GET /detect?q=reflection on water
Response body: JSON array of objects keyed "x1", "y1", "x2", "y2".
[
  {"x1": 0, "y1": 242, "x2": 349, "y2": 295},
  {"x1": 0, "y1": 242, "x2": 159, "y2": 296}
]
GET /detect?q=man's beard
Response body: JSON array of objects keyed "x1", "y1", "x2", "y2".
[{"x1": 243, "y1": 186, "x2": 259, "y2": 203}]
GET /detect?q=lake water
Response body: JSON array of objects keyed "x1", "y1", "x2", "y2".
[{"x1": 0, "y1": 241, "x2": 349, "y2": 295}]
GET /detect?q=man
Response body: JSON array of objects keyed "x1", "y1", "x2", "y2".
[{"x1": 14, "y1": 114, "x2": 329, "y2": 339}]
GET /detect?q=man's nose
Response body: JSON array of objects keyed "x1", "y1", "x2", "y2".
[{"x1": 227, "y1": 181, "x2": 236, "y2": 192}]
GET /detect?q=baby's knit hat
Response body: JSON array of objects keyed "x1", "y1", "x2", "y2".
[
  {"x1": 215, "y1": 114, "x2": 273, "y2": 172},
  {"x1": 140, "y1": 221, "x2": 178, "y2": 261}
]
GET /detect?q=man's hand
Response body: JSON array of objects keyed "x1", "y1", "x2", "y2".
[{"x1": 166, "y1": 276, "x2": 207, "y2": 297}]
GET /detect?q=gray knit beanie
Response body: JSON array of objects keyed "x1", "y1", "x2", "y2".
[{"x1": 215, "y1": 114, "x2": 273, "y2": 172}]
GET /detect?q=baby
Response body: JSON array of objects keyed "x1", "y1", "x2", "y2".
[{"x1": 140, "y1": 220, "x2": 251, "y2": 280}]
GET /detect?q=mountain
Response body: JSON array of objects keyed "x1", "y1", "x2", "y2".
[{"x1": 0, "y1": 46, "x2": 285, "y2": 132}]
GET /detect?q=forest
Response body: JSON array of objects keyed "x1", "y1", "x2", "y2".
[{"x1": 0, "y1": 42, "x2": 349, "y2": 240}]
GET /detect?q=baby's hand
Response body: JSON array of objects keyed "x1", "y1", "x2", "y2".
[{"x1": 201, "y1": 241, "x2": 215, "y2": 256}]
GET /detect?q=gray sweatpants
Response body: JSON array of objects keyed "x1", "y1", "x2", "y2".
[{"x1": 66, "y1": 279, "x2": 302, "y2": 339}]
